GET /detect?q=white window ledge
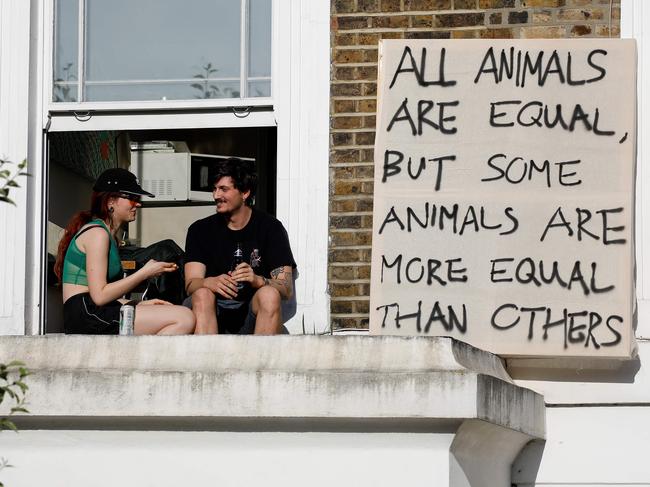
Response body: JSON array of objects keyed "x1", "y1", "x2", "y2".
[{"x1": 0, "y1": 335, "x2": 544, "y2": 439}]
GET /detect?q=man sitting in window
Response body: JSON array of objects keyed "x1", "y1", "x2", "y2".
[{"x1": 184, "y1": 158, "x2": 296, "y2": 334}]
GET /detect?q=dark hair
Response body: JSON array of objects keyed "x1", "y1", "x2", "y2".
[
  {"x1": 54, "y1": 191, "x2": 120, "y2": 282},
  {"x1": 213, "y1": 158, "x2": 257, "y2": 207}
]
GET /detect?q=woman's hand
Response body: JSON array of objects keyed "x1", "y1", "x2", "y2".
[
  {"x1": 139, "y1": 298, "x2": 172, "y2": 306},
  {"x1": 141, "y1": 259, "x2": 179, "y2": 279}
]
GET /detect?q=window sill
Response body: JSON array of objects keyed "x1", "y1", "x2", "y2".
[{"x1": 0, "y1": 335, "x2": 543, "y2": 439}]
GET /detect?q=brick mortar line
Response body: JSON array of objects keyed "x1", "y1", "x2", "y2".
[
  {"x1": 330, "y1": 110, "x2": 375, "y2": 115},
  {"x1": 329, "y1": 128, "x2": 377, "y2": 132},
  {"x1": 333, "y1": 11, "x2": 488, "y2": 18},
  {"x1": 331, "y1": 313, "x2": 370, "y2": 318},
  {"x1": 330, "y1": 263, "x2": 372, "y2": 267},
  {"x1": 331, "y1": 80, "x2": 376, "y2": 84},
  {"x1": 331, "y1": 96, "x2": 377, "y2": 100},
  {"x1": 332, "y1": 62, "x2": 378, "y2": 67},
  {"x1": 328, "y1": 224, "x2": 374, "y2": 229},
  {"x1": 330, "y1": 296, "x2": 371, "y2": 301},
  {"x1": 329, "y1": 245, "x2": 372, "y2": 249},
  {"x1": 330, "y1": 217, "x2": 374, "y2": 221},
  {"x1": 331, "y1": 46, "x2": 380, "y2": 51},
  {"x1": 330, "y1": 211, "x2": 374, "y2": 215},
  {"x1": 335, "y1": 27, "x2": 485, "y2": 33},
  {"x1": 330, "y1": 176, "x2": 374, "y2": 181},
  {"x1": 332, "y1": 9, "x2": 617, "y2": 19},
  {"x1": 332, "y1": 21, "x2": 617, "y2": 34},
  {"x1": 330, "y1": 161, "x2": 375, "y2": 167},
  {"x1": 330, "y1": 229, "x2": 373, "y2": 233},
  {"x1": 331, "y1": 146, "x2": 375, "y2": 150},
  {"x1": 330, "y1": 278, "x2": 371, "y2": 281}
]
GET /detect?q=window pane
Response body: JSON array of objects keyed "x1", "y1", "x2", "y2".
[
  {"x1": 85, "y1": 81, "x2": 241, "y2": 102},
  {"x1": 248, "y1": 80, "x2": 271, "y2": 98},
  {"x1": 84, "y1": 0, "x2": 241, "y2": 101},
  {"x1": 249, "y1": 0, "x2": 272, "y2": 79},
  {"x1": 53, "y1": 0, "x2": 78, "y2": 102}
]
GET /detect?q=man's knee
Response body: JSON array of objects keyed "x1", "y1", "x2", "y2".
[
  {"x1": 192, "y1": 287, "x2": 216, "y2": 309},
  {"x1": 254, "y1": 286, "x2": 281, "y2": 313}
]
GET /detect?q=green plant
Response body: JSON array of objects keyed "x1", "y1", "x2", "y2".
[
  {"x1": 0, "y1": 160, "x2": 30, "y2": 486},
  {"x1": 53, "y1": 62, "x2": 77, "y2": 102},
  {"x1": 0, "y1": 158, "x2": 28, "y2": 205},
  {"x1": 0, "y1": 361, "x2": 30, "y2": 487},
  {"x1": 191, "y1": 62, "x2": 240, "y2": 99}
]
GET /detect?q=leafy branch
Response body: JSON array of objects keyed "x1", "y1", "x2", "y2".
[
  {"x1": 0, "y1": 361, "x2": 30, "y2": 487},
  {"x1": 0, "y1": 158, "x2": 28, "y2": 206},
  {"x1": 53, "y1": 62, "x2": 77, "y2": 102},
  {"x1": 191, "y1": 62, "x2": 240, "y2": 99}
]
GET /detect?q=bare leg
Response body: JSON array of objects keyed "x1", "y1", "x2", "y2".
[
  {"x1": 191, "y1": 287, "x2": 218, "y2": 334},
  {"x1": 251, "y1": 286, "x2": 282, "y2": 335},
  {"x1": 134, "y1": 304, "x2": 195, "y2": 335}
]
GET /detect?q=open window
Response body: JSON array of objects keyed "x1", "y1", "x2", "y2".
[{"x1": 45, "y1": 125, "x2": 277, "y2": 333}]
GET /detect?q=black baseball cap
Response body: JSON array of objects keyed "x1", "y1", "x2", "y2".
[{"x1": 93, "y1": 168, "x2": 154, "y2": 197}]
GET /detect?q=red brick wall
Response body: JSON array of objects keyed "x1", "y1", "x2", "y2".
[{"x1": 328, "y1": 0, "x2": 621, "y2": 329}]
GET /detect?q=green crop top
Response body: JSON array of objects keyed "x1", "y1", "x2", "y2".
[{"x1": 61, "y1": 219, "x2": 123, "y2": 286}]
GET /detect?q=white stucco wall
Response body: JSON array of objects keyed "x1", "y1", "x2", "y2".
[
  {"x1": 0, "y1": 0, "x2": 30, "y2": 334},
  {"x1": 0, "y1": 431, "x2": 455, "y2": 487},
  {"x1": 0, "y1": 336, "x2": 545, "y2": 487}
]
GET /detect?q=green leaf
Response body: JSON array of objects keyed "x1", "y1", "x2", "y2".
[
  {"x1": 6, "y1": 361, "x2": 25, "y2": 367},
  {"x1": 190, "y1": 83, "x2": 204, "y2": 90},
  {"x1": 0, "y1": 419, "x2": 17, "y2": 432},
  {"x1": 0, "y1": 170, "x2": 10, "y2": 179},
  {"x1": 14, "y1": 381, "x2": 28, "y2": 394},
  {"x1": 10, "y1": 406, "x2": 28, "y2": 414}
]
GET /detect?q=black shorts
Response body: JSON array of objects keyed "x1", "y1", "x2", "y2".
[
  {"x1": 183, "y1": 296, "x2": 256, "y2": 335},
  {"x1": 63, "y1": 292, "x2": 121, "y2": 335}
]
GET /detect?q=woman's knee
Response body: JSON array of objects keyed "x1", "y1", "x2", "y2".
[{"x1": 175, "y1": 305, "x2": 196, "y2": 332}]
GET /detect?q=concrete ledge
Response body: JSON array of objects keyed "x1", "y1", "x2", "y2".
[{"x1": 0, "y1": 335, "x2": 545, "y2": 439}]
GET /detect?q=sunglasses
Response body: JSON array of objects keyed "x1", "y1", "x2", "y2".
[{"x1": 119, "y1": 193, "x2": 142, "y2": 207}]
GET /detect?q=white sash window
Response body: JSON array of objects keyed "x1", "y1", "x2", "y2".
[{"x1": 51, "y1": 0, "x2": 272, "y2": 105}]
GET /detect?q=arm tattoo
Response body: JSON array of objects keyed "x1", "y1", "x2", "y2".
[{"x1": 270, "y1": 266, "x2": 293, "y2": 298}]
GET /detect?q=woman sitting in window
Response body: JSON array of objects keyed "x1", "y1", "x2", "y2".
[{"x1": 54, "y1": 168, "x2": 195, "y2": 335}]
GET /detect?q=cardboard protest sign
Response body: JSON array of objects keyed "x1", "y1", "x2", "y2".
[{"x1": 370, "y1": 39, "x2": 637, "y2": 358}]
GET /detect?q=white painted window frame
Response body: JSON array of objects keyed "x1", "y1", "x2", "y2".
[
  {"x1": 25, "y1": 0, "x2": 330, "y2": 334},
  {"x1": 621, "y1": 0, "x2": 650, "y2": 339},
  {"x1": 48, "y1": 0, "x2": 269, "y2": 108}
]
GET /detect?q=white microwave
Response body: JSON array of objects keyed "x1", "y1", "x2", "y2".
[
  {"x1": 189, "y1": 153, "x2": 255, "y2": 202},
  {"x1": 130, "y1": 142, "x2": 255, "y2": 202}
]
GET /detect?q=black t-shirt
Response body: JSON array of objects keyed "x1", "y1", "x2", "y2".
[{"x1": 185, "y1": 209, "x2": 296, "y2": 303}]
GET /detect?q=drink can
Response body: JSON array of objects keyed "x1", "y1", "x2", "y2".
[{"x1": 119, "y1": 304, "x2": 135, "y2": 335}]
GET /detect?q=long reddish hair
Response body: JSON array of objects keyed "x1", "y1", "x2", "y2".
[{"x1": 54, "y1": 191, "x2": 120, "y2": 282}]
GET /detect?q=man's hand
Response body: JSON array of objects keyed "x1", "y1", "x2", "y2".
[
  {"x1": 230, "y1": 262, "x2": 257, "y2": 285},
  {"x1": 203, "y1": 274, "x2": 239, "y2": 299}
]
